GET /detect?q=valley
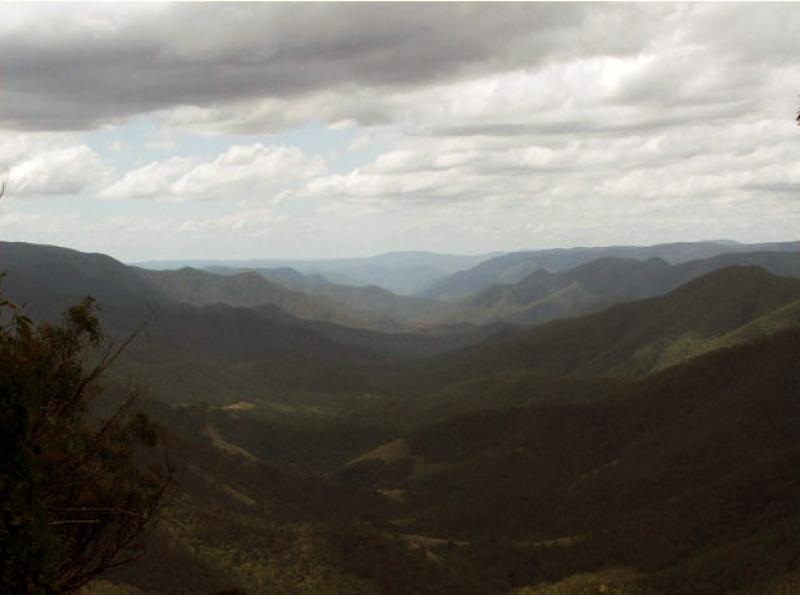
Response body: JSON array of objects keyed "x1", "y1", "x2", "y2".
[{"x1": 2, "y1": 239, "x2": 799, "y2": 593}]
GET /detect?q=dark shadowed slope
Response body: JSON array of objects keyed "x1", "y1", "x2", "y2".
[
  {"x1": 0, "y1": 241, "x2": 174, "y2": 327},
  {"x1": 100, "y1": 402, "x2": 495, "y2": 595},
  {"x1": 342, "y1": 327, "x2": 800, "y2": 593}
]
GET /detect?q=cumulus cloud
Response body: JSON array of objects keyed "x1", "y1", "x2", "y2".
[
  {"x1": 304, "y1": 107, "x2": 800, "y2": 238},
  {"x1": 101, "y1": 144, "x2": 325, "y2": 201},
  {"x1": 8, "y1": 145, "x2": 110, "y2": 196},
  {"x1": 1, "y1": 3, "x2": 799, "y2": 257},
  {"x1": 0, "y1": 132, "x2": 112, "y2": 197}
]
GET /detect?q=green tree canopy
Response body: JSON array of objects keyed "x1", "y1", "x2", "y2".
[{"x1": 0, "y1": 277, "x2": 171, "y2": 593}]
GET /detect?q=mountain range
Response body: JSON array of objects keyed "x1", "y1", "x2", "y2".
[
  {"x1": 2, "y1": 239, "x2": 800, "y2": 594},
  {"x1": 133, "y1": 250, "x2": 499, "y2": 295},
  {"x1": 422, "y1": 240, "x2": 800, "y2": 301}
]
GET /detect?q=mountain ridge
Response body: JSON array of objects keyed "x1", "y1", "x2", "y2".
[
  {"x1": 464, "y1": 250, "x2": 800, "y2": 325},
  {"x1": 423, "y1": 240, "x2": 800, "y2": 301}
]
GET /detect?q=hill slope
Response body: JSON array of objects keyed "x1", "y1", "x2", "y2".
[
  {"x1": 137, "y1": 266, "x2": 413, "y2": 331},
  {"x1": 419, "y1": 266, "x2": 800, "y2": 385},
  {"x1": 135, "y1": 250, "x2": 497, "y2": 295},
  {"x1": 343, "y1": 327, "x2": 800, "y2": 593},
  {"x1": 5, "y1": 241, "x2": 800, "y2": 594},
  {"x1": 207, "y1": 265, "x2": 479, "y2": 329},
  {"x1": 424, "y1": 240, "x2": 800, "y2": 301},
  {"x1": 466, "y1": 250, "x2": 800, "y2": 325}
]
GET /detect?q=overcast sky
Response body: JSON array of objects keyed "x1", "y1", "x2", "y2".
[{"x1": 0, "y1": 2, "x2": 798, "y2": 261}]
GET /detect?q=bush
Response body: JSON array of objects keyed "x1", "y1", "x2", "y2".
[{"x1": 0, "y1": 279, "x2": 171, "y2": 593}]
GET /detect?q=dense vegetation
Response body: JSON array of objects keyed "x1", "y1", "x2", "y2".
[
  {"x1": 0, "y1": 282, "x2": 170, "y2": 592},
  {"x1": 2, "y1": 240, "x2": 799, "y2": 594}
]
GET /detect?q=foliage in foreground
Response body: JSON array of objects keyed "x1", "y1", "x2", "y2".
[{"x1": 0, "y1": 280, "x2": 171, "y2": 593}]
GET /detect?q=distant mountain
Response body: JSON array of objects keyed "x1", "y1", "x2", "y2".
[
  {"x1": 465, "y1": 250, "x2": 800, "y2": 325},
  {"x1": 8, "y1": 240, "x2": 800, "y2": 594},
  {"x1": 0, "y1": 241, "x2": 382, "y2": 332},
  {"x1": 0, "y1": 241, "x2": 496, "y2": 406},
  {"x1": 206, "y1": 249, "x2": 800, "y2": 331},
  {"x1": 205, "y1": 265, "x2": 481, "y2": 329},
  {"x1": 0, "y1": 241, "x2": 488, "y2": 334},
  {"x1": 205, "y1": 265, "x2": 331, "y2": 288},
  {"x1": 138, "y1": 266, "x2": 405, "y2": 331},
  {"x1": 420, "y1": 265, "x2": 800, "y2": 384},
  {"x1": 465, "y1": 256, "x2": 675, "y2": 324},
  {"x1": 6, "y1": 243, "x2": 799, "y2": 396},
  {"x1": 422, "y1": 240, "x2": 800, "y2": 301},
  {"x1": 134, "y1": 250, "x2": 499, "y2": 295}
]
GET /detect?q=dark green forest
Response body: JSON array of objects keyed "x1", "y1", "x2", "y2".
[{"x1": 1, "y1": 240, "x2": 799, "y2": 594}]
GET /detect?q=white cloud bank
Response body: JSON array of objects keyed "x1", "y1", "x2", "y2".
[
  {"x1": 101, "y1": 144, "x2": 325, "y2": 202},
  {"x1": 0, "y1": 3, "x2": 799, "y2": 259}
]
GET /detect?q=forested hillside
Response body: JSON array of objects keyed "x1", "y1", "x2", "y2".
[
  {"x1": 2, "y1": 241, "x2": 799, "y2": 594},
  {"x1": 463, "y1": 251, "x2": 800, "y2": 325},
  {"x1": 423, "y1": 241, "x2": 800, "y2": 302}
]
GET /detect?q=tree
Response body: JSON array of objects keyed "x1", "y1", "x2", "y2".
[{"x1": 0, "y1": 281, "x2": 172, "y2": 593}]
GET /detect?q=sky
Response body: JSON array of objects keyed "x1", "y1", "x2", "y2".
[{"x1": 0, "y1": 2, "x2": 799, "y2": 262}]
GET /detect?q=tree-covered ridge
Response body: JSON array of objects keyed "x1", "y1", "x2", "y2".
[
  {"x1": 2, "y1": 241, "x2": 800, "y2": 594},
  {"x1": 422, "y1": 241, "x2": 800, "y2": 302},
  {"x1": 462, "y1": 250, "x2": 800, "y2": 325},
  {"x1": 342, "y1": 327, "x2": 800, "y2": 594},
  {"x1": 419, "y1": 265, "x2": 800, "y2": 383}
]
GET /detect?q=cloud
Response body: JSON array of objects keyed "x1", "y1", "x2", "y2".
[
  {"x1": 5, "y1": 143, "x2": 111, "y2": 197},
  {"x1": 101, "y1": 143, "x2": 325, "y2": 201},
  {"x1": 304, "y1": 108, "x2": 800, "y2": 227},
  {"x1": 177, "y1": 207, "x2": 287, "y2": 234},
  {"x1": 1, "y1": 3, "x2": 797, "y2": 139},
  {"x1": 0, "y1": 3, "x2": 666, "y2": 132},
  {"x1": 1, "y1": 3, "x2": 799, "y2": 258}
]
